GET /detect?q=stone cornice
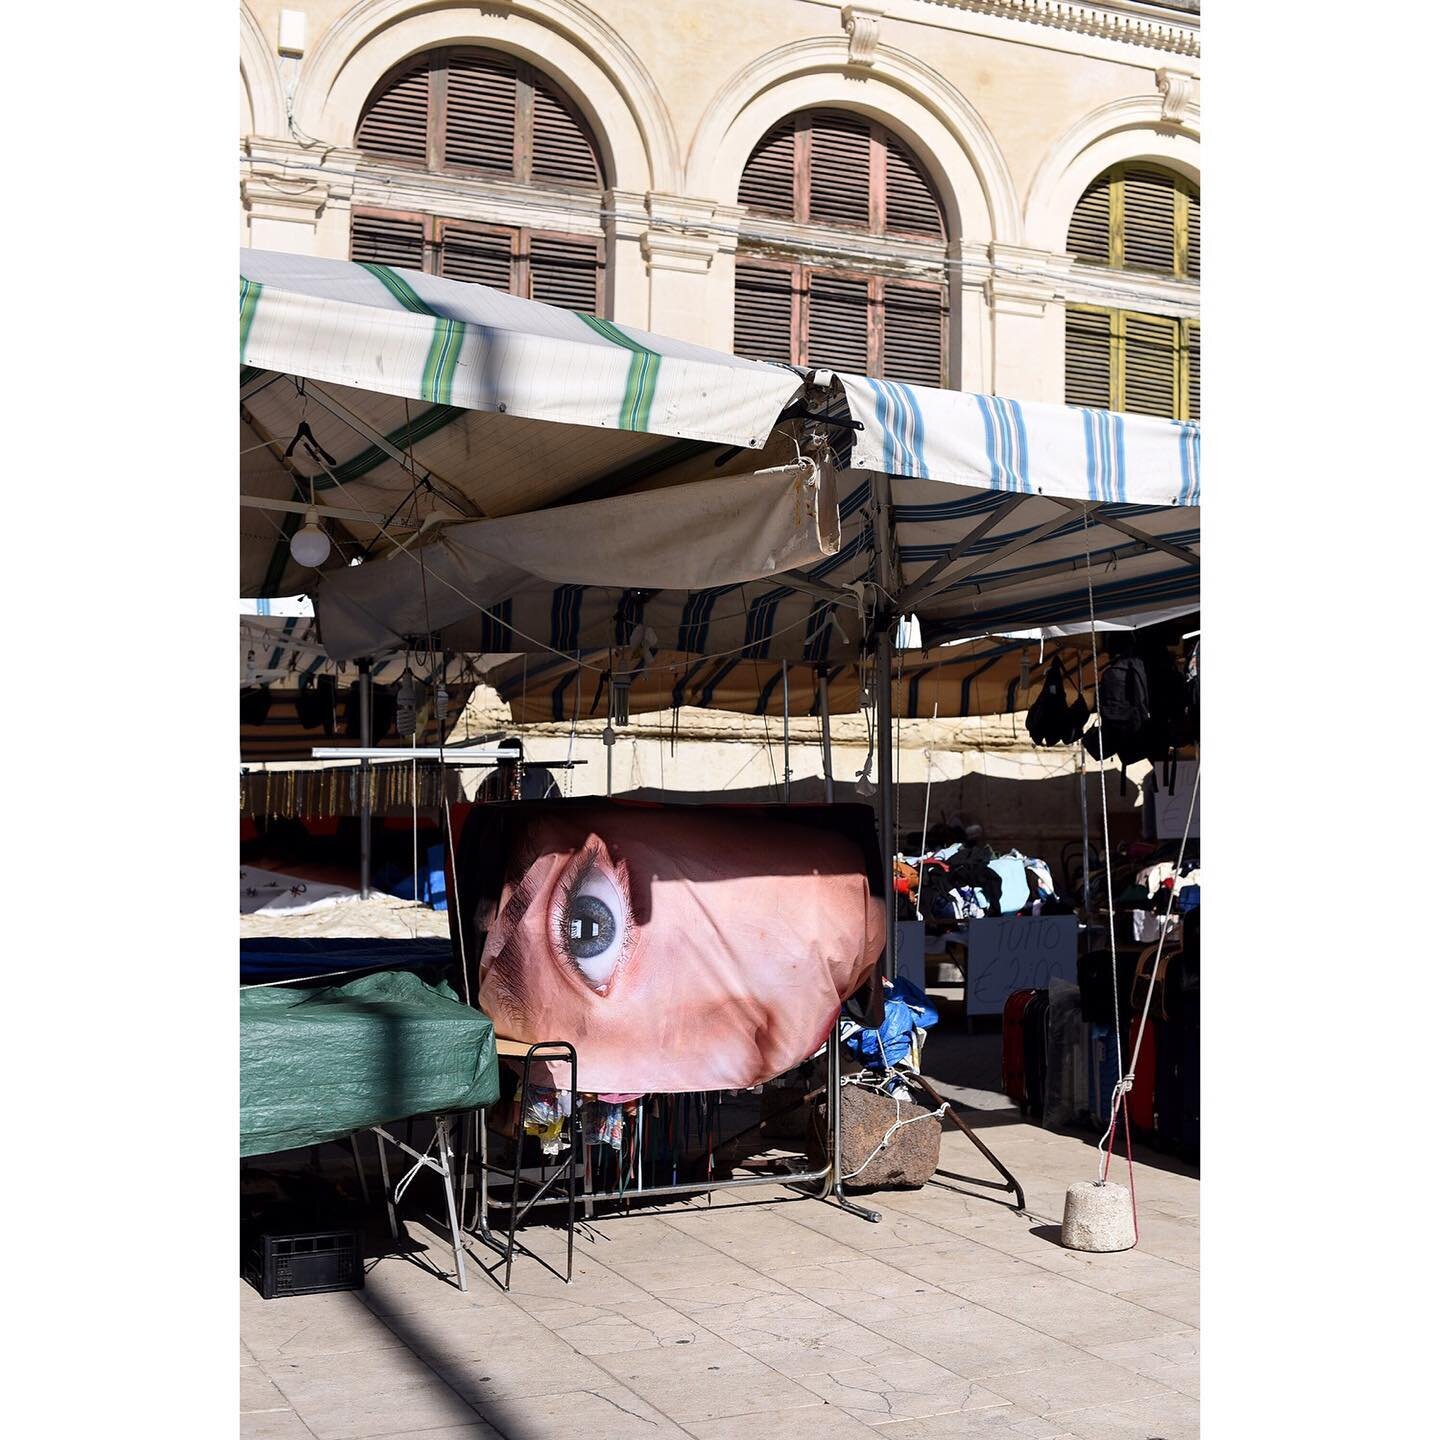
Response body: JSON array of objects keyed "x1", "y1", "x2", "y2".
[{"x1": 913, "y1": 1, "x2": 1199, "y2": 59}]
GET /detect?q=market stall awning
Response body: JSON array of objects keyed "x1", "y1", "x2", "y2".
[
  {"x1": 240, "y1": 251, "x2": 1198, "y2": 654},
  {"x1": 485, "y1": 611, "x2": 1194, "y2": 724}
]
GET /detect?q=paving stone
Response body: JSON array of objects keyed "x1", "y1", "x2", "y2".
[
  {"x1": 977, "y1": 1355, "x2": 1174, "y2": 1416},
  {"x1": 875, "y1": 1406, "x2": 1078, "y2": 1437},
  {"x1": 466, "y1": 1385, "x2": 691, "y2": 1439},
  {"x1": 791, "y1": 1351, "x2": 1011, "y2": 1423},
  {"x1": 590, "y1": 1336, "x2": 824, "y2": 1423},
  {"x1": 1058, "y1": 1390, "x2": 1200, "y2": 1439},
  {"x1": 944, "y1": 1270, "x2": 1193, "y2": 1346},
  {"x1": 684, "y1": 1405, "x2": 878, "y2": 1438},
  {"x1": 1087, "y1": 1329, "x2": 1200, "y2": 1400}
]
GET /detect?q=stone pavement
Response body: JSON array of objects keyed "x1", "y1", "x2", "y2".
[{"x1": 241, "y1": 1107, "x2": 1199, "y2": 1440}]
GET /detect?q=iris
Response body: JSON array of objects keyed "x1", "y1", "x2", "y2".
[{"x1": 567, "y1": 893, "x2": 616, "y2": 959}]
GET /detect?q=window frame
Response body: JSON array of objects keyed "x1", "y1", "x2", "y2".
[
  {"x1": 356, "y1": 47, "x2": 605, "y2": 192},
  {"x1": 1064, "y1": 303, "x2": 1200, "y2": 421},
  {"x1": 734, "y1": 254, "x2": 948, "y2": 385},
  {"x1": 1069, "y1": 164, "x2": 1198, "y2": 281},
  {"x1": 350, "y1": 206, "x2": 606, "y2": 313}
]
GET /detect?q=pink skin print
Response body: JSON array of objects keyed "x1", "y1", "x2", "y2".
[{"x1": 476, "y1": 806, "x2": 884, "y2": 1093}]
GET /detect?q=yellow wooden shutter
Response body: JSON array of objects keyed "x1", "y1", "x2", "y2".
[
  {"x1": 1065, "y1": 306, "x2": 1114, "y2": 408},
  {"x1": 1067, "y1": 175, "x2": 1112, "y2": 266},
  {"x1": 1120, "y1": 312, "x2": 1180, "y2": 417}
]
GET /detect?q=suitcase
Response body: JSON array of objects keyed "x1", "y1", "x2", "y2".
[
  {"x1": 1002, "y1": 988, "x2": 1041, "y2": 1106},
  {"x1": 1021, "y1": 990, "x2": 1051, "y2": 1120},
  {"x1": 1087, "y1": 1023, "x2": 1122, "y2": 1131},
  {"x1": 1127, "y1": 1012, "x2": 1158, "y2": 1136},
  {"x1": 1155, "y1": 941, "x2": 1199, "y2": 1157}
]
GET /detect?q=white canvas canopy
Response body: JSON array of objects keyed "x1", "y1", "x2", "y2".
[{"x1": 241, "y1": 251, "x2": 1199, "y2": 654}]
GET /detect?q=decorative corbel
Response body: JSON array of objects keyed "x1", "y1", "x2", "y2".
[
  {"x1": 1156, "y1": 68, "x2": 1198, "y2": 126},
  {"x1": 841, "y1": 5, "x2": 884, "y2": 67}
]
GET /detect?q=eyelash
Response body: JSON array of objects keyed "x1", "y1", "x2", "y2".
[{"x1": 549, "y1": 839, "x2": 636, "y2": 986}]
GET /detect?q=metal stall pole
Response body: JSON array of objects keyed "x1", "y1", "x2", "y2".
[
  {"x1": 358, "y1": 658, "x2": 372, "y2": 899},
  {"x1": 871, "y1": 470, "x2": 899, "y2": 981},
  {"x1": 781, "y1": 660, "x2": 792, "y2": 802},
  {"x1": 818, "y1": 668, "x2": 835, "y2": 803}
]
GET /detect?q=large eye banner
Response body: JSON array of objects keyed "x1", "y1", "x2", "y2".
[{"x1": 456, "y1": 802, "x2": 885, "y2": 1094}]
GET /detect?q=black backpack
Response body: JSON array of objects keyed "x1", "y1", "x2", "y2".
[
  {"x1": 1083, "y1": 657, "x2": 1152, "y2": 766},
  {"x1": 1026, "y1": 657, "x2": 1090, "y2": 747}
]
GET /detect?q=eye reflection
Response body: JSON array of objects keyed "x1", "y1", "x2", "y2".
[{"x1": 553, "y1": 842, "x2": 631, "y2": 993}]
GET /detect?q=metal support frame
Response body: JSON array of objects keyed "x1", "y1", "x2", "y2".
[
  {"x1": 358, "y1": 660, "x2": 372, "y2": 898},
  {"x1": 370, "y1": 1116, "x2": 470, "y2": 1291},
  {"x1": 468, "y1": 1023, "x2": 882, "y2": 1256},
  {"x1": 466, "y1": 1041, "x2": 582, "y2": 1291},
  {"x1": 903, "y1": 1072, "x2": 1026, "y2": 1211},
  {"x1": 818, "y1": 669, "x2": 835, "y2": 803}
]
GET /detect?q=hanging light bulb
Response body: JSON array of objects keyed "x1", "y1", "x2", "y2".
[
  {"x1": 289, "y1": 507, "x2": 331, "y2": 568},
  {"x1": 396, "y1": 668, "x2": 418, "y2": 737},
  {"x1": 855, "y1": 758, "x2": 877, "y2": 798}
]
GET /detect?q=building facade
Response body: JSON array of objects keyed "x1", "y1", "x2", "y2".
[{"x1": 240, "y1": 0, "x2": 1200, "y2": 416}]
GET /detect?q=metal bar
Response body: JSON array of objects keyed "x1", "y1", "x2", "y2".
[
  {"x1": 358, "y1": 660, "x2": 372, "y2": 899},
  {"x1": 309, "y1": 746, "x2": 585, "y2": 765},
  {"x1": 782, "y1": 661, "x2": 791, "y2": 802},
  {"x1": 876, "y1": 628, "x2": 896, "y2": 981},
  {"x1": 240, "y1": 493, "x2": 393, "y2": 526},
  {"x1": 433, "y1": 1117, "x2": 469, "y2": 1292},
  {"x1": 818, "y1": 670, "x2": 835, "y2": 803},
  {"x1": 1049, "y1": 496, "x2": 1201, "y2": 566},
  {"x1": 895, "y1": 495, "x2": 1027, "y2": 610},
  {"x1": 302, "y1": 381, "x2": 482, "y2": 519},
  {"x1": 375, "y1": 1128, "x2": 399, "y2": 1241},
  {"x1": 903, "y1": 1072, "x2": 1026, "y2": 1211},
  {"x1": 904, "y1": 504, "x2": 1083, "y2": 614},
  {"x1": 921, "y1": 538, "x2": 1174, "y2": 622}
]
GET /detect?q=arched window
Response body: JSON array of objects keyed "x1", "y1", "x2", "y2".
[
  {"x1": 1064, "y1": 165, "x2": 1199, "y2": 420},
  {"x1": 733, "y1": 111, "x2": 949, "y2": 386},
  {"x1": 349, "y1": 49, "x2": 606, "y2": 314}
]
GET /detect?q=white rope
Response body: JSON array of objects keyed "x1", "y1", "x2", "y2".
[
  {"x1": 1080, "y1": 511, "x2": 1127, "y2": 1183},
  {"x1": 1096, "y1": 754, "x2": 1200, "y2": 1176}
]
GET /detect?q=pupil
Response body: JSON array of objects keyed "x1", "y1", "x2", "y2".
[{"x1": 567, "y1": 894, "x2": 615, "y2": 959}]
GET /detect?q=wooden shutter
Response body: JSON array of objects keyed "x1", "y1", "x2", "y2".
[
  {"x1": 739, "y1": 119, "x2": 796, "y2": 217},
  {"x1": 881, "y1": 283, "x2": 944, "y2": 385},
  {"x1": 1185, "y1": 189, "x2": 1200, "y2": 281},
  {"x1": 734, "y1": 262, "x2": 796, "y2": 364},
  {"x1": 806, "y1": 273, "x2": 870, "y2": 372},
  {"x1": 1068, "y1": 175, "x2": 1112, "y2": 265},
  {"x1": 1185, "y1": 321, "x2": 1200, "y2": 421},
  {"x1": 1122, "y1": 313, "x2": 1179, "y2": 417},
  {"x1": 883, "y1": 137, "x2": 944, "y2": 238},
  {"x1": 350, "y1": 211, "x2": 426, "y2": 272},
  {"x1": 806, "y1": 113, "x2": 871, "y2": 228},
  {"x1": 355, "y1": 59, "x2": 430, "y2": 163},
  {"x1": 1065, "y1": 307, "x2": 1113, "y2": 409},
  {"x1": 1121, "y1": 169, "x2": 1178, "y2": 273},
  {"x1": 531, "y1": 82, "x2": 601, "y2": 188},
  {"x1": 437, "y1": 223, "x2": 513, "y2": 290},
  {"x1": 529, "y1": 235, "x2": 601, "y2": 311},
  {"x1": 442, "y1": 52, "x2": 517, "y2": 174}
]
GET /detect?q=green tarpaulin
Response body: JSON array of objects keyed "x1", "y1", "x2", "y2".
[{"x1": 240, "y1": 970, "x2": 499, "y2": 1158}]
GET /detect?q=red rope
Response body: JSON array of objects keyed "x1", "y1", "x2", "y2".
[{"x1": 1101, "y1": 1090, "x2": 1141, "y2": 1242}]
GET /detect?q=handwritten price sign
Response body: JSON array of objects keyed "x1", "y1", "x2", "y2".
[{"x1": 964, "y1": 916, "x2": 1078, "y2": 1015}]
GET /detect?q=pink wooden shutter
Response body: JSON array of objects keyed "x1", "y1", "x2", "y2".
[
  {"x1": 355, "y1": 59, "x2": 430, "y2": 163},
  {"x1": 350, "y1": 211, "x2": 426, "y2": 272},
  {"x1": 739, "y1": 119, "x2": 796, "y2": 217},
  {"x1": 806, "y1": 272, "x2": 870, "y2": 372},
  {"x1": 530, "y1": 81, "x2": 602, "y2": 188},
  {"x1": 881, "y1": 283, "x2": 945, "y2": 385},
  {"x1": 734, "y1": 262, "x2": 797, "y2": 364},
  {"x1": 883, "y1": 137, "x2": 944, "y2": 238},
  {"x1": 529, "y1": 235, "x2": 602, "y2": 311},
  {"x1": 442, "y1": 52, "x2": 517, "y2": 174},
  {"x1": 806, "y1": 113, "x2": 872, "y2": 228}
]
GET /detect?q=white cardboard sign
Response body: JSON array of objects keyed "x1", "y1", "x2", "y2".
[{"x1": 964, "y1": 915, "x2": 1078, "y2": 1015}]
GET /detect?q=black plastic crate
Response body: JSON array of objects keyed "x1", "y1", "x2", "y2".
[{"x1": 243, "y1": 1229, "x2": 364, "y2": 1299}]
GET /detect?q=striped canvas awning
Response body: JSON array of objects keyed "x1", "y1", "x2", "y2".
[
  {"x1": 486, "y1": 612, "x2": 1193, "y2": 725},
  {"x1": 240, "y1": 252, "x2": 1198, "y2": 656}
]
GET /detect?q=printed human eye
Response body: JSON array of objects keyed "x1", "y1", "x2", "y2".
[{"x1": 551, "y1": 839, "x2": 632, "y2": 993}]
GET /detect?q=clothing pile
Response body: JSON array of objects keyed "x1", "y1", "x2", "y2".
[{"x1": 898, "y1": 842, "x2": 1059, "y2": 927}]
